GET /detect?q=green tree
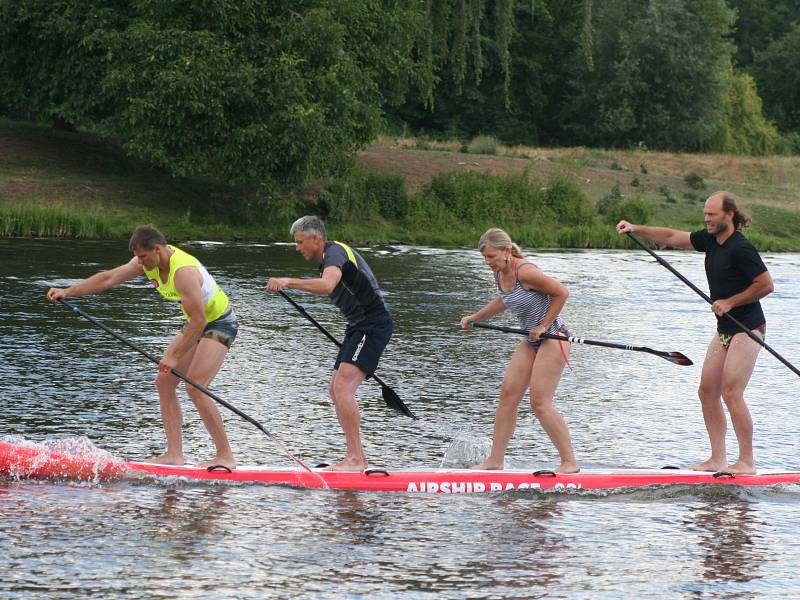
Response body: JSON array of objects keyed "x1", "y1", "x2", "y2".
[
  {"x1": 0, "y1": 0, "x2": 423, "y2": 187},
  {"x1": 391, "y1": 0, "x2": 584, "y2": 145},
  {"x1": 752, "y1": 21, "x2": 800, "y2": 133},
  {"x1": 710, "y1": 70, "x2": 780, "y2": 155},
  {"x1": 564, "y1": 0, "x2": 736, "y2": 151},
  {"x1": 726, "y1": 0, "x2": 800, "y2": 69}
]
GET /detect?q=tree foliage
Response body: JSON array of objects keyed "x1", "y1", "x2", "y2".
[
  {"x1": 2, "y1": 0, "x2": 797, "y2": 181},
  {"x1": 394, "y1": 0, "x2": 585, "y2": 144},
  {"x1": 710, "y1": 70, "x2": 781, "y2": 155},
  {"x1": 564, "y1": 0, "x2": 736, "y2": 150},
  {"x1": 727, "y1": 0, "x2": 800, "y2": 69},
  {"x1": 0, "y1": 0, "x2": 423, "y2": 186},
  {"x1": 752, "y1": 21, "x2": 800, "y2": 133}
]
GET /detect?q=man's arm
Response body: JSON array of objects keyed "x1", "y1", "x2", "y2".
[
  {"x1": 47, "y1": 258, "x2": 142, "y2": 301},
  {"x1": 266, "y1": 265, "x2": 343, "y2": 296},
  {"x1": 712, "y1": 271, "x2": 774, "y2": 316},
  {"x1": 616, "y1": 220, "x2": 693, "y2": 250}
]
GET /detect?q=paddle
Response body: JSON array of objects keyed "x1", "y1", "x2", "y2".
[
  {"x1": 626, "y1": 231, "x2": 800, "y2": 377},
  {"x1": 278, "y1": 290, "x2": 417, "y2": 419},
  {"x1": 55, "y1": 298, "x2": 322, "y2": 478},
  {"x1": 468, "y1": 321, "x2": 693, "y2": 366}
]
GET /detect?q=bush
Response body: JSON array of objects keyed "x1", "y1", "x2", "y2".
[
  {"x1": 467, "y1": 135, "x2": 499, "y2": 155},
  {"x1": 684, "y1": 172, "x2": 707, "y2": 190},
  {"x1": 317, "y1": 169, "x2": 407, "y2": 223},
  {"x1": 597, "y1": 184, "x2": 651, "y2": 226},
  {"x1": 541, "y1": 176, "x2": 595, "y2": 226},
  {"x1": 608, "y1": 197, "x2": 651, "y2": 226},
  {"x1": 683, "y1": 191, "x2": 703, "y2": 204},
  {"x1": 659, "y1": 185, "x2": 678, "y2": 203},
  {"x1": 557, "y1": 224, "x2": 620, "y2": 248},
  {"x1": 597, "y1": 183, "x2": 625, "y2": 216},
  {"x1": 406, "y1": 170, "x2": 594, "y2": 241},
  {"x1": 402, "y1": 193, "x2": 460, "y2": 234},
  {"x1": 422, "y1": 170, "x2": 551, "y2": 226}
]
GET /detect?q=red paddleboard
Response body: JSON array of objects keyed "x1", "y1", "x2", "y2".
[{"x1": 2, "y1": 440, "x2": 799, "y2": 493}]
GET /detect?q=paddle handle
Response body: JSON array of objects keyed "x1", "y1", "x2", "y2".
[
  {"x1": 467, "y1": 321, "x2": 692, "y2": 365},
  {"x1": 278, "y1": 291, "x2": 417, "y2": 419},
  {"x1": 469, "y1": 321, "x2": 621, "y2": 349},
  {"x1": 279, "y1": 291, "x2": 342, "y2": 348},
  {"x1": 626, "y1": 232, "x2": 800, "y2": 377},
  {"x1": 57, "y1": 299, "x2": 271, "y2": 437}
]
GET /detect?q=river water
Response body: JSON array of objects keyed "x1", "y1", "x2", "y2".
[{"x1": 2, "y1": 238, "x2": 799, "y2": 598}]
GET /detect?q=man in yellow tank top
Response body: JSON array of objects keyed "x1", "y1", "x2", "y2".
[{"x1": 46, "y1": 224, "x2": 238, "y2": 469}]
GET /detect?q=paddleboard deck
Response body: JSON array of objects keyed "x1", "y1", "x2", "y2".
[{"x1": 2, "y1": 440, "x2": 799, "y2": 493}]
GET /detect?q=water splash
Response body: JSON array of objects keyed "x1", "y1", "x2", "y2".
[
  {"x1": 439, "y1": 434, "x2": 492, "y2": 468},
  {"x1": 0, "y1": 435, "x2": 126, "y2": 484}
]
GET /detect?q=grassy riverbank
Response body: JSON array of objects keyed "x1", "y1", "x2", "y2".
[{"x1": 3, "y1": 120, "x2": 800, "y2": 248}]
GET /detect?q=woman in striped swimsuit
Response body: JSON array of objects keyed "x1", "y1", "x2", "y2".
[{"x1": 460, "y1": 228, "x2": 579, "y2": 473}]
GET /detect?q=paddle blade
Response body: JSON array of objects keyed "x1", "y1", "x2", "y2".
[
  {"x1": 666, "y1": 352, "x2": 693, "y2": 366},
  {"x1": 381, "y1": 385, "x2": 417, "y2": 420}
]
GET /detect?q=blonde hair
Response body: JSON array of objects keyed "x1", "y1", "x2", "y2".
[{"x1": 478, "y1": 228, "x2": 523, "y2": 258}]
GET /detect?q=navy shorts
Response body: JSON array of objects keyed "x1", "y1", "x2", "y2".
[{"x1": 334, "y1": 314, "x2": 392, "y2": 376}]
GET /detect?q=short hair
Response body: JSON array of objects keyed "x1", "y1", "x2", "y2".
[
  {"x1": 290, "y1": 215, "x2": 327, "y2": 240},
  {"x1": 129, "y1": 225, "x2": 167, "y2": 251}
]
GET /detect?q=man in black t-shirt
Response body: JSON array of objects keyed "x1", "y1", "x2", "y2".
[
  {"x1": 617, "y1": 192, "x2": 773, "y2": 474},
  {"x1": 265, "y1": 215, "x2": 392, "y2": 471}
]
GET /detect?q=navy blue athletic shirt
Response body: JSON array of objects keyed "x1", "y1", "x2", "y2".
[
  {"x1": 320, "y1": 241, "x2": 388, "y2": 325},
  {"x1": 689, "y1": 229, "x2": 768, "y2": 334}
]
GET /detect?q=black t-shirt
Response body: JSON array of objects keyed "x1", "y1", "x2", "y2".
[
  {"x1": 689, "y1": 229, "x2": 768, "y2": 334},
  {"x1": 320, "y1": 241, "x2": 389, "y2": 324}
]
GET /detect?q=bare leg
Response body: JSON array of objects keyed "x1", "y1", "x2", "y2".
[
  {"x1": 149, "y1": 333, "x2": 198, "y2": 465},
  {"x1": 530, "y1": 339, "x2": 578, "y2": 474},
  {"x1": 472, "y1": 342, "x2": 533, "y2": 470},
  {"x1": 326, "y1": 363, "x2": 368, "y2": 471},
  {"x1": 691, "y1": 334, "x2": 728, "y2": 472},
  {"x1": 187, "y1": 338, "x2": 235, "y2": 470},
  {"x1": 720, "y1": 331, "x2": 762, "y2": 474}
]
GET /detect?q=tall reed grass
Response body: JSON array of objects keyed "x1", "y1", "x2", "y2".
[{"x1": 0, "y1": 205, "x2": 112, "y2": 238}]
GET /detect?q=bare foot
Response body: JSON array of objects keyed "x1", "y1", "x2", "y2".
[
  {"x1": 198, "y1": 455, "x2": 236, "y2": 470},
  {"x1": 555, "y1": 462, "x2": 580, "y2": 474},
  {"x1": 725, "y1": 460, "x2": 756, "y2": 475},
  {"x1": 471, "y1": 460, "x2": 504, "y2": 470},
  {"x1": 145, "y1": 452, "x2": 185, "y2": 466},
  {"x1": 688, "y1": 458, "x2": 727, "y2": 472},
  {"x1": 324, "y1": 457, "x2": 367, "y2": 471}
]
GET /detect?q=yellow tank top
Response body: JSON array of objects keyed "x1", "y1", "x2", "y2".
[{"x1": 142, "y1": 245, "x2": 229, "y2": 322}]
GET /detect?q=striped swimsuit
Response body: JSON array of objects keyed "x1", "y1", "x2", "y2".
[{"x1": 496, "y1": 259, "x2": 567, "y2": 347}]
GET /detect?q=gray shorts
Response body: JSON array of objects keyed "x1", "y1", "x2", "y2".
[{"x1": 185, "y1": 309, "x2": 239, "y2": 349}]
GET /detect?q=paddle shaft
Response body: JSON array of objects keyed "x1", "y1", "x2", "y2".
[
  {"x1": 56, "y1": 299, "x2": 318, "y2": 475},
  {"x1": 626, "y1": 232, "x2": 800, "y2": 377},
  {"x1": 278, "y1": 290, "x2": 416, "y2": 418},
  {"x1": 468, "y1": 321, "x2": 692, "y2": 365}
]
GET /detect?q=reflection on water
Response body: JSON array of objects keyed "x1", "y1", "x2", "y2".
[
  {"x1": 688, "y1": 494, "x2": 765, "y2": 586},
  {"x1": 2, "y1": 238, "x2": 800, "y2": 598}
]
